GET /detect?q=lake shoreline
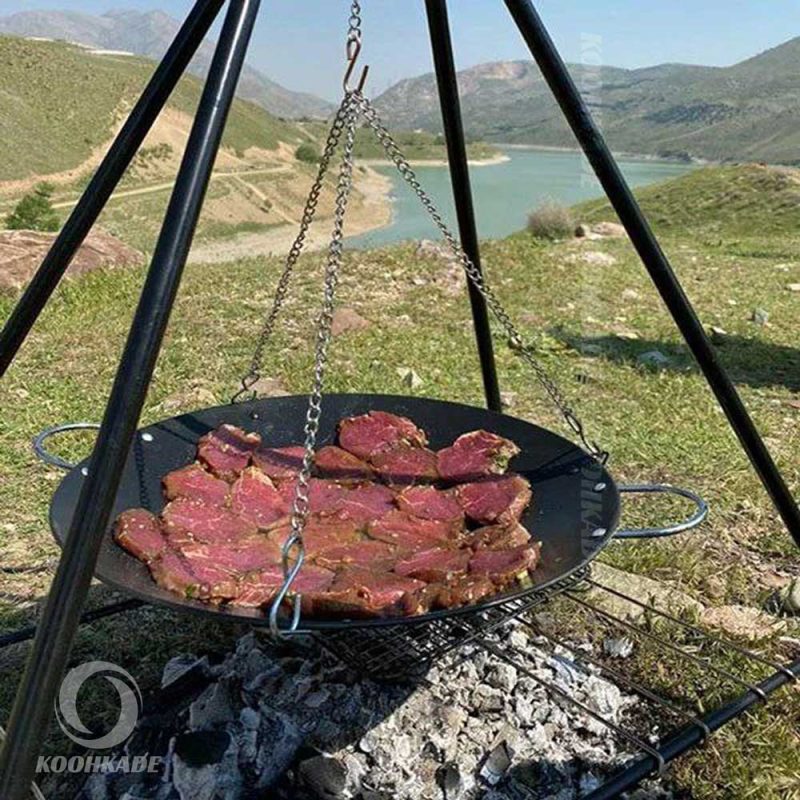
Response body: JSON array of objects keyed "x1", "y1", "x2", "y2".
[
  {"x1": 357, "y1": 153, "x2": 511, "y2": 168},
  {"x1": 496, "y1": 142, "x2": 709, "y2": 166}
]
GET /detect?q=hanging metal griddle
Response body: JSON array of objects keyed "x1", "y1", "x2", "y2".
[
  {"x1": 40, "y1": 3, "x2": 704, "y2": 634},
  {"x1": 47, "y1": 393, "x2": 619, "y2": 631}
]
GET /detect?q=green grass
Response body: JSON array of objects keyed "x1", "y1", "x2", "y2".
[{"x1": 1, "y1": 164, "x2": 799, "y2": 797}]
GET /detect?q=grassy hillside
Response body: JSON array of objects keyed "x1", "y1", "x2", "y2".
[
  {"x1": 0, "y1": 35, "x2": 303, "y2": 181},
  {"x1": 1, "y1": 164, "x2": 799, "y2": 797}
]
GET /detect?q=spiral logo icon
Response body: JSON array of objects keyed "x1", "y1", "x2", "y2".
[{"x1": 55, "y1": 661, "x2": 142, "y2": 749}]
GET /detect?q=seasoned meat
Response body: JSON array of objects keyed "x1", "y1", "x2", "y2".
[
  {"x1": 252, "y1": 445, "x2": 305, "y2": 481},
  {"x1": 198, "y1": 424, "x2": 261, "y2": 481},
  {"x1": 338, "y1": 411, "x2": 428, "y2": 460},
  {"x1": 315, "y1": 446, "x2": 373, "y2": 482},
  {"x1": 370, "y1": 445, "x2": 438, "y2": 486},
  {"x1": 150, "y1": 551, "x2": 238, "y2": 601},
  {"x1": 305, "y1": 567, "x2": 425, "y2": 618},
  {"x1": 367, "y1": 510, "x2": 463, "y2": 549},
  {"x1": 276, "y1": 477, "x2": 347, "y2": 515},
  {"x1": 230, "y1": 467, "x2": 288, "y2": 529},
  {"x1": 394, "y1": 548, "x2": 470, "y2": 583},
  {"x1": 268, "y1": 515, "x2": 362, "y2": 558},
  {"x1": 174, "y1": 535, "x2": 281, "y2": 573},
  {"x1": 162, "y1": 498, "x2": 257, "y2": 545},
  {"x1": 314, "y1": 540, "x2": 401, "y2": 572},
  {"x1": 469, "y1": 522, "x2": 531, "y2": 550},
  {"x1": 162, "y1": 462, "x2": 230, "y2": 506},
  {"x1": 421, "y1": 575, "x2": 496, "y2": 610},
  {"x1": 469, "y1": 544, "x2": 540, "y2": 586},
  {"x1": 456, "y1": 474, "x2": 532, "y2": 525},
  {"x1": 396, "y1": 485, "x2": 463, "y2": 522},
  {"x1": 114, "y1": 509, "x2": 167, "y2": 562},
  {"x1": 334, "y1": 483, "x2": 396, "y2": 523},
  {"x1": 290, "y1": 564, "x2": 336, "y2": 594},
  {"x1": 437, "y1": 430, "x2": 520, "y2": 482},
  {"x1": 236, "y1": 566, "x2": 284, "y2": 607}
]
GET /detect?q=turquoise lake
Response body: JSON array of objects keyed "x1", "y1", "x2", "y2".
[{"x1": 347, "y1": 147, "x2": 695, "y2": 248}]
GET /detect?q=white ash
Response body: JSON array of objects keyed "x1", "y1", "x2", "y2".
[{"x1": 77, "y1": 621, "x2": 671, "y2": 800}]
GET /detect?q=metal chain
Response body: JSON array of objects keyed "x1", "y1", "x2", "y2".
[
  {"x1": 269, "y1": 102, "x2": 359, "y2": 636},
  {"x1": 355, "y1": 94, "x2": 607, "y2": 462},
  {"x1": 233, "y1": 94, "x2": 357, "y2": 402},
  {"x1": 347, "y1": 0, "x2": 362, "y2": 45}
]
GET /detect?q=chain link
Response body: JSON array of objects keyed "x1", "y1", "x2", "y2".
[
  {"x1": 355, "y1": 94, "x2": 607, "y2": 462},
  {"x1": 268, "y1": 101, "x2": 359, "y2": 636},
  {"x1": 233, "y1": 95, "x2": 357, "y2": 402},
  {"x1": 347, "y1": 0, "x2": 362, "y2": 44}
]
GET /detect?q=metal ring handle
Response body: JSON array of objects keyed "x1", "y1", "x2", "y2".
[
  {"x1": 615, "y1": 483, "x2": 708, "y2": 539},
  {"x1": 32, "y1": 423, "x2": 101, "y2": 471}
]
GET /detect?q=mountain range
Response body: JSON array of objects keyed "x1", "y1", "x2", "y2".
[
  {"x1": 0, "y1": 9, "x2": 335, "y2": 119},
  {"x1": 374, "y1": 38, "x2": 800, "y2": 164}
]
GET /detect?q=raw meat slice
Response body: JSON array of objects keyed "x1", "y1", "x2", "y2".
[
  {"x1": 198, "y1": 424, "x2": 261, "y2": 481},
  {"x1": 150, "y1": 551, "x2": 238, "y2": 601},
  {"x1": 456, "y1": 475, "x2": 532, "y2": 525},
  {"x1": 469, "y1": 544, "x2": 540, "y2": 586},
  {"x1": 367, "y1": 510, "x2": 463, "y2": 549},
  {"x1": 305, "y1": 568, "x2": 425, "y2": 618},
  {"x1": 162, "y1": 498, "x2": 257, "y2": 545},
  {"x1": 394, "y1": 548, "x2": 470, "y2": 583},
  {"x1": 114, "y1": 509, "x2": 167, "y2": 562},
  {"x1": 162, "y1": 462, "x2": 230, "y2": 506},
  {"x1": 236, "y1": 566, "x2": 283, "y2": 607},
  {"x1": 290, "y1": 564, "x2": 336, "y2": 594},
  {"x1": 334, "y1": 483, "x2": 396, "y2": 523},
  {"x1": 469, "y1": 522, "x2": 531, "y2": 550},
  {"x1": 230, "y1": 467, "x2": 288, "y2": 529},
  {"x1": 268, "y1": 515, "x2": 362, "y2": 558},
  {"x1": 314, "y1": 446, "x2": 373, "y2": 482},
  {"x1": 421, "y1": 575, "x2": 496, "y2": 610},
  {"x1": 338, "y1": 411, "x2": 428, "y2": 460},
  {"x1": 276, "y1": 478, "x2": 347, "y2": 515},
  {"x1": 252, "y1": 445, "x2": 305, "y2": 480},
  {"x1": 370, "y1": 445, "x2": 438, "y2": 485},
  {"x1": 396, "y1": 485, "x2": 463, "y2": 522},
  {"x1": 315, "y1": 540, "x2": 401, "y2": 571},
  {"x1": 175, "y1": 535, "x2": 281, "y2": 573},
  {"x1": 437, "y1": 430, "x2": 520, "y2": 482}
]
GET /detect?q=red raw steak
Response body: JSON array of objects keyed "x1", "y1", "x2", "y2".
[
  {"x1": 338, "y1": 411, "x2": 427, "y2": 460},
  {"x1": 162, "y1": 463, "x2": 230, "y2": 506},
  {"x1": 367, "y1": 510, "x2": 462, "y2": 549},
  {"x1": 421, "y1": 575, "x2": 495, "y2": 610},
  {"x1": 370, "y1": 445, "x2": 438, "y2": 485},
  {"x1": 315, "y1": 540, "x2": 401, "y2": 571},
  {"x1": 236, "y1": 567, "x2": 284, "y2": 607},
  {"x1": 230, "y1": 468, "x2": 288, "y2": 529},
  {"x1": 175, "y1": 535, "x2": 281, "y2": 573},
  {"x1": 396, "y1": 485, "x2": 463, "y2": 522},
  {"x1": 198, "y1": 424, "x2": 261, "y2": 481},
  {"x1": 394, "y1": 548, "x2": 470, "y2": 583},
  {"x1": 457, "y1": 475, "x2": 532, "y2": 525},
  {"x1": 162, "y1": 498, "x2": 257, "y2": 545},
  {"x1": 437, "y1": 430, "x2": 520, "y2": 482},
  {"x1": 315, "y1": 446, "x2": 373, "y2": 482},
  {"x1": 252, "y1": 445, "x2": 305, "y2": 480},
  {"x1": 469, "y1": 522, "x2": 531, "y2": 550},
  {"x1": 276, "y1": 477, "x2": 347, "y2": 515},
  {"x1": 335, "y1": 483, "x2": 396, "y2": 522},
  {"x1": 114, "y1": 509, "x2": 167, "y2": 562},
  {"x1": 150, "y1": 551, "x2": 238, "y2": 601},
  {"x1": 268, "y1": 515, "x2": 361, "y2": 558},
  {"x1": 469, "y1": 544, "x2": 540, "y2": 585}
]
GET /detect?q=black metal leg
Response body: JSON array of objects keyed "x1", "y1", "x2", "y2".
[
  {"x1": 425, "y1": 0, "x2": 502, "y2": 412},
  {"x1": 0, "y1": 0, "x2": 225, "y2": 379},
  {"x1": 0, "y1": 1, "x2": 260, "y2": 794},
  {"x1": 504, "y1": 0, "x2": 800, "y2": 547}
]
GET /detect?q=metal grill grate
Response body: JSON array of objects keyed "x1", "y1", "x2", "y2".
[{"x1": 316, "y1": 564, "x2": 800, "y2": 797}]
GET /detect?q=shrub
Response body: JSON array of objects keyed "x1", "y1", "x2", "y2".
[
  {"x1": 295, "y1": 143, "x2": 320, "y2": 164},
  {"x1": 526, "y1": 201, "x2": 574, "y2": 240},
  {"x1": 5, "y1": 182, "x2": 60, "y2": 232}
]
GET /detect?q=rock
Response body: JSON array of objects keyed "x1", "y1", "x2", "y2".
[
  {"x1": 331, "y1": 308, "x2": 370, "y2": 336},
  {"x1": 701, "y1": 605, "x2": 786, "y2": 641},
  {"x1": 621, "y1": 288, "x2": 640, "y2": 301},
  {"x1": 500, "y1": 391, "x2": 517, "y2": 409},
  {"x1": 298, "y1": 755, "x2": 347, "y2": 798},
  {"x1": 396, "y1": 367, "x2": 423, "y2": 390},
  {"x1": 786, "y1": 283, "x2": 800, "y2": 293},
  {"x1": 0, "y1": 228, "x2": 144, "y2": 290},
  {"x1": 591, "y1": 221, "x2": 627, "y2": 238},
  {"x1": 251, "y1": 376, "x2": 290, "y2": 397},
  {"x1": 574, "y1": 223, "x2": 591, "y2": 238},
  {"x1": 709, "y1": 325, "x2": 727, "y2": 342},
  {"x1": 777, "y1": 578, "x2": 800, "y2": 615},
  {"x1": 479, "y1": 741, "x2": 512, "y2": 786},
  {"x1": 602, "y1": 637, "x2": 634, "y2": 658},
  {"x1": 569, "y1": 250, "x2": 617, "y2": 267},
  {"x1": 487, "y1": 663, "x2": 518, "y2": 693},
  {"x1": 637, "y1": 350, "x2": 670, "y2": 369},
  {"x1": 751, "y1": 308, "x2": 770, "y2": 326},
  {"x1": 436, "y1": 762, "x2": 462, "y2": 796}
]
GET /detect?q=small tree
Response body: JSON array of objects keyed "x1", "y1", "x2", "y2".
[
  {"x1": 5, "y1": 182, "x2": 60, "y2": 232},
  {"x1": 526, "y1": 201, "x2": 574, "y2": 241},
  {"x1": 294, "y1": 142, "x2": 320, "y2": 164}
]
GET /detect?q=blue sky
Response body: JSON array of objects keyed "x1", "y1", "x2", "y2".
[{"x1": 3, "y1": 1, "x2": 799, "y2": 100}]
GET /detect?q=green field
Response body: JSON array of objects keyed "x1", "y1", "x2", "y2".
[{"x1": 1, "y1": 164, "x2": 799, "y2": 798}]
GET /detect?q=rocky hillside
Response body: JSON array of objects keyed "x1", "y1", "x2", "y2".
[
  {"x1": 375, "y1": 37, "x2": 800, "y2": 164},
  {"x1": 0, "y1": 9, "x2": 335, "y2": 119}
]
